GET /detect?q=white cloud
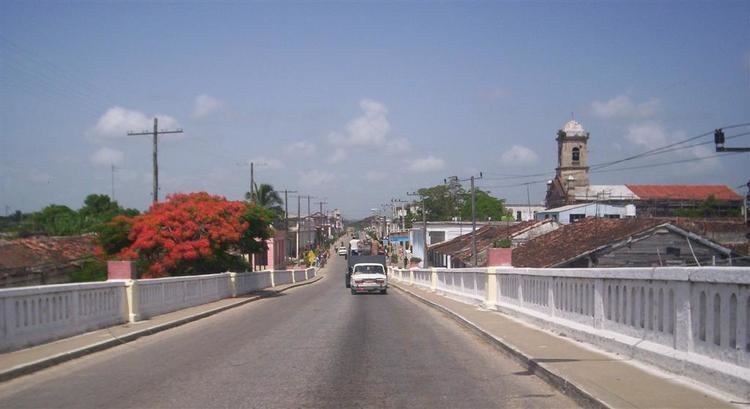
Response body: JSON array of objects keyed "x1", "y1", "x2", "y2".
[
  {"x1": 192, "y1": 94, "x2": 222, "y2": 119},
  {"x1": 246, "y1": 157, "x2": 284, "y2": 170},
  {"x1": 328, "y1": 148, "x2": 347, "y2": 164},
  {"x1": 591, "y1": 95, "x2": 659, "y2": 119},
  {"x1": 408, "y1": 155, "x2": 445, "y2": 173},
  {"x1": 385, "y1": 137, "x2": 411, "y2": 154},
  {"x1": 286, "y1": 141, "x2": 316, "y2": 156},
  {"x1": 500, "y1": 145, "x2": 539, "y2": 165},
  {"x1": 365, "y1": 171, "x2": 387, "y2": 181},
  {"x1": 302, "y1": 170, "x2": 335, "y2": 186},
  {"x1": 90, "y1": 147, "x2": 124, "y2": 167},
  {"x1": 88, "y1": 106, "x2": 180, "y2": 140},
  {"x1": 624, "y1": 122, "x2": 669, "y2": 149},
  {"x1": 328, "y1": 99, "x2": 391, "y2": 147}
]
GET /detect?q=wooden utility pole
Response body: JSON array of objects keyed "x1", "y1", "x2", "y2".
[
  {"x1": 296, "y1": 194, "x2": 301, "y2": 258},
  {"x1": 445, "y1": 172, "x2": 483, "y2": 266},
  {"x1": 127, "y1": 118, "x2": 183, "y2": 204}
]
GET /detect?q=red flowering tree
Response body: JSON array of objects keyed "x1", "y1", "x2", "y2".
[{"x1": 118, "y1": 192, "x2": 255, "y2": 278}]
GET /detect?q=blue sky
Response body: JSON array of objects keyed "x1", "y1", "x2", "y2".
[{"x1": 1, "y1": 1, "x2": 748, "y2": 219}]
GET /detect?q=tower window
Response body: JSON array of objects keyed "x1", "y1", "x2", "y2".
[{"x1": 572, "y1": 147, "x2": 580, "y2": 164}]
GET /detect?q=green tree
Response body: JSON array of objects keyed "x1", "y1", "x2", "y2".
[
  {"x1": 459, "y1": 190, "x2": 511, "y2": 221},
  {"x1": 245, "y1": 183, "x2": 284, "y2": 224},
  {"x1": 417, "y1": 183, "x2": 465, "y2": 221},
  {"x1": 30, "y1": 205, "x2": 83, "y2": 236},
  {"x1": 238, "y1": 204, "x2": 274, "y2": 254}
]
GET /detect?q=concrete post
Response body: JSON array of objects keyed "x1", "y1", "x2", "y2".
[
  {"x1": 430, "y1": 268, "x2": 438, "y2": 292},
  {"x1": 291, "y1": 270, "x2": 296, "y2": 284},
  {"x1": 409, "y1": 269, "x2": 415, "y2": 285},
  {"x1": 547, "y1": 276, "x2": 555, "y2": 317},
  {"x1": 485, "y1": 267, "x2": 498, "y2": 310},
  {"x1": 124, "y1": 280, "x2": 141, "y2": 323},
  {"x1": 228, "y1": 272, "x2": 237, "y2": 298},
  {"x1": 270, "y1": 270, "x2": 276, "y2": 288},
  {"x1": 673, "y1": 281, "x2": 693, "y2": 352},
  {"x1": 593, "y1": 278, "x2": 605, "y2": 329}
]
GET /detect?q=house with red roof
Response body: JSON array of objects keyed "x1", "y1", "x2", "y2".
[
  {"x1": 0, "y1": 235, "x2": 96, "y2": 288},
  {"x1": 512, "y1": 218, "x2": 748, "y2": 268}
]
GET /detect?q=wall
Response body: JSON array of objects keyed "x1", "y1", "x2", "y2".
[
  {"x1": 536, "y1": 203, "x2": 633, "y2": 224},
  {"x1": 0, "y1": 268, "x2": 315, "y2": 353},
  {"x1": 389, "y1": 266, "x2": 750, "y2": 399}
]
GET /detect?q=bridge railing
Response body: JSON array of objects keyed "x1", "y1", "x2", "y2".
[
  {"x1": 1, "y1": 267, "x2": 318, "y2": 353},
  {"x1": 389, "y1": 266, "x2": 750, "y2": 398},
  {"x1": 136, "y1": 273, "x2": 233, "y2": 319},
  {"x1": 0, "y1": 282, "x2": 128, "y2": 352}
]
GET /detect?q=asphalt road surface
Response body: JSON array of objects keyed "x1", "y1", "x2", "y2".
[{"x1": 0, "y1": 251, "x2": 577, "y2": 409}]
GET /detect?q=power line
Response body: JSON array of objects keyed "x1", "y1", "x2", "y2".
[{"x1": 482, "y1": 122, "x2": 750, "y2": 182}]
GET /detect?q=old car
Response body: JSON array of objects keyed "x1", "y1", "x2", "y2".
[{"x1": 350, "y1": 263, "x2": 387, "y2": 294}]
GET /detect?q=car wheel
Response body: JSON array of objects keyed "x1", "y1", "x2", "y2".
[
  {"x1": 351, "y1": 288, "x2": 356, "y2": 295},
  {"x1": 381, "y1": 289, "x2": 387, "y2": 294}
]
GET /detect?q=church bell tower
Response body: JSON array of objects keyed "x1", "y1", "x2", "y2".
[{"x1": 545, "y1": 120, "x2": 590, "y2": 208}]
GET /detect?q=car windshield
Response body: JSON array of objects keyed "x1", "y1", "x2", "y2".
[{"x1": 354, "y1": 265, "x2": 384, "y2": 274}]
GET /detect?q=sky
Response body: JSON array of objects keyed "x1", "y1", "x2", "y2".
[{"x1": 1, "y1": 1, "x2": 748, "y2": 220}]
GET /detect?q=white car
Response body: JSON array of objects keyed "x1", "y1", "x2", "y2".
[
  {"x1": 350, "y1": 263, "x2": 387, "y2": 294},
  {"x1": 337, "y1": 247, "x2": 347, "y2": 256}
]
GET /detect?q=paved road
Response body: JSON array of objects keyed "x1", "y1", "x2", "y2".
[{"x1": 0, "y1": 251, "x2": 577, "y2": 409}]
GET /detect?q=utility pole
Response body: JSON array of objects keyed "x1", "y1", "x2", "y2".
[
  {"x1": 445, "y1": 172, "x2": 483, "y2": 266},
  {"x1": 250, "y1": 162, "x2": 254, "y2": 199},
  {"x1": 408, "y1": 191, "x2": 428, "y2": 267},
  {"x1": 110, "y1": 164, "x2": 117, "y2": 202},
  {"x1": 281, "y1": 189, "x2": 298, "y2": 258},
  {"x1": 127, "y1": 118, "x2": 183, "y2": 204},
  {"x1": 314, "y1": 199, "x2": 327, "y2": 247},
  {"x1": 296, "y1": 194, "x2": 301, "y2": 258}
]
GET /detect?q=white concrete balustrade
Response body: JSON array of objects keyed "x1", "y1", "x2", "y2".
[
  {"x1": 0, "y1": 282, "x2": 128, "y2": 352},
  {"x1": 0, "y1": 268, "x2": 316, "y2": 353},
  {"x1": 389, "y1": 266, "x2": 750, "y2": 398},
  {"x1": 135, "y1": 273, "x2": 233, "y2": 320}
]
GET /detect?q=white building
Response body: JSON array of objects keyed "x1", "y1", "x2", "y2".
[
  {"x1": 505, "y1": 204, "x2": 546, "y2": 222},
  {"x1": 409, "y1": 221, "x2": 490, "y2": 267},
  {"x1": 535, "y1": 202, "x2": 636, "y2": 224}
]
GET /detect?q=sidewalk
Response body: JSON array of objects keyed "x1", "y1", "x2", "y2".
[
  {"x1": 391, "y1": 281, "x2": 740, "y2": 409},
  {"x1": 0, "y1": 272, "x2": 324, "y2": 383}
]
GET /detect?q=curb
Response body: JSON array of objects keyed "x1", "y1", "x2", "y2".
[
  {"x1": 391, "y1": 281, "x2": 610, "y2": 409},
  {"x1": 0, "y1": 273, "x2": 324, "y2": 383}
]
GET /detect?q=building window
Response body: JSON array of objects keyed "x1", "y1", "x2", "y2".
[
  {"x1": 572, "y1": 147, "x2": 580, "y2": 165},
  {"x1": 429, "y1": 231, "x2": 446, "y2": 245},
  {"x1": 666, "y1": 247, "x2": 681, "y2": 257},
  {"x1": 569, "y1": 214, "x2": 585, "y2": 223},
  {"x1": 516, "y1": 211, "x2": 522, "y2": 221},
  {"x1": 605, "y1": 214, "x2": 621, "y2": 219}
]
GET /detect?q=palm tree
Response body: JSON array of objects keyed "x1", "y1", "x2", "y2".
[{"x1": 245, "y1": 183, "x2": 284, "y2": 223}]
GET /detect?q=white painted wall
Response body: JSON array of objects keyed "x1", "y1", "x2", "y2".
[
  {"x1": 0, "y1": 268, "x2": 317, "y2": 353},
  {"x1": 389, "y1": 266, "x2": 750, "y2": 399},
  {"x1": 0, "y1": 282, "x2": 128, "y2": 352}
]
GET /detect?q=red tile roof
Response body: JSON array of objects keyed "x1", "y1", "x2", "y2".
[
  {"x1": 430, "y1": 220, "x2": 549, "y2": 267},
  {"x1": 512, "y1": 218, "x2": 664, "y2": 268},
  {"x1": 625, "y1": 185, "x2": 742, "y2": 201},
  {"x1": 0, "y1": 235, "x2": 96, "y2": 270}
]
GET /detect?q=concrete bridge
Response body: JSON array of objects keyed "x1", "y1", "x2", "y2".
[{"x1": 0, "y1": 251, "x2": 747, "y2": 408}]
